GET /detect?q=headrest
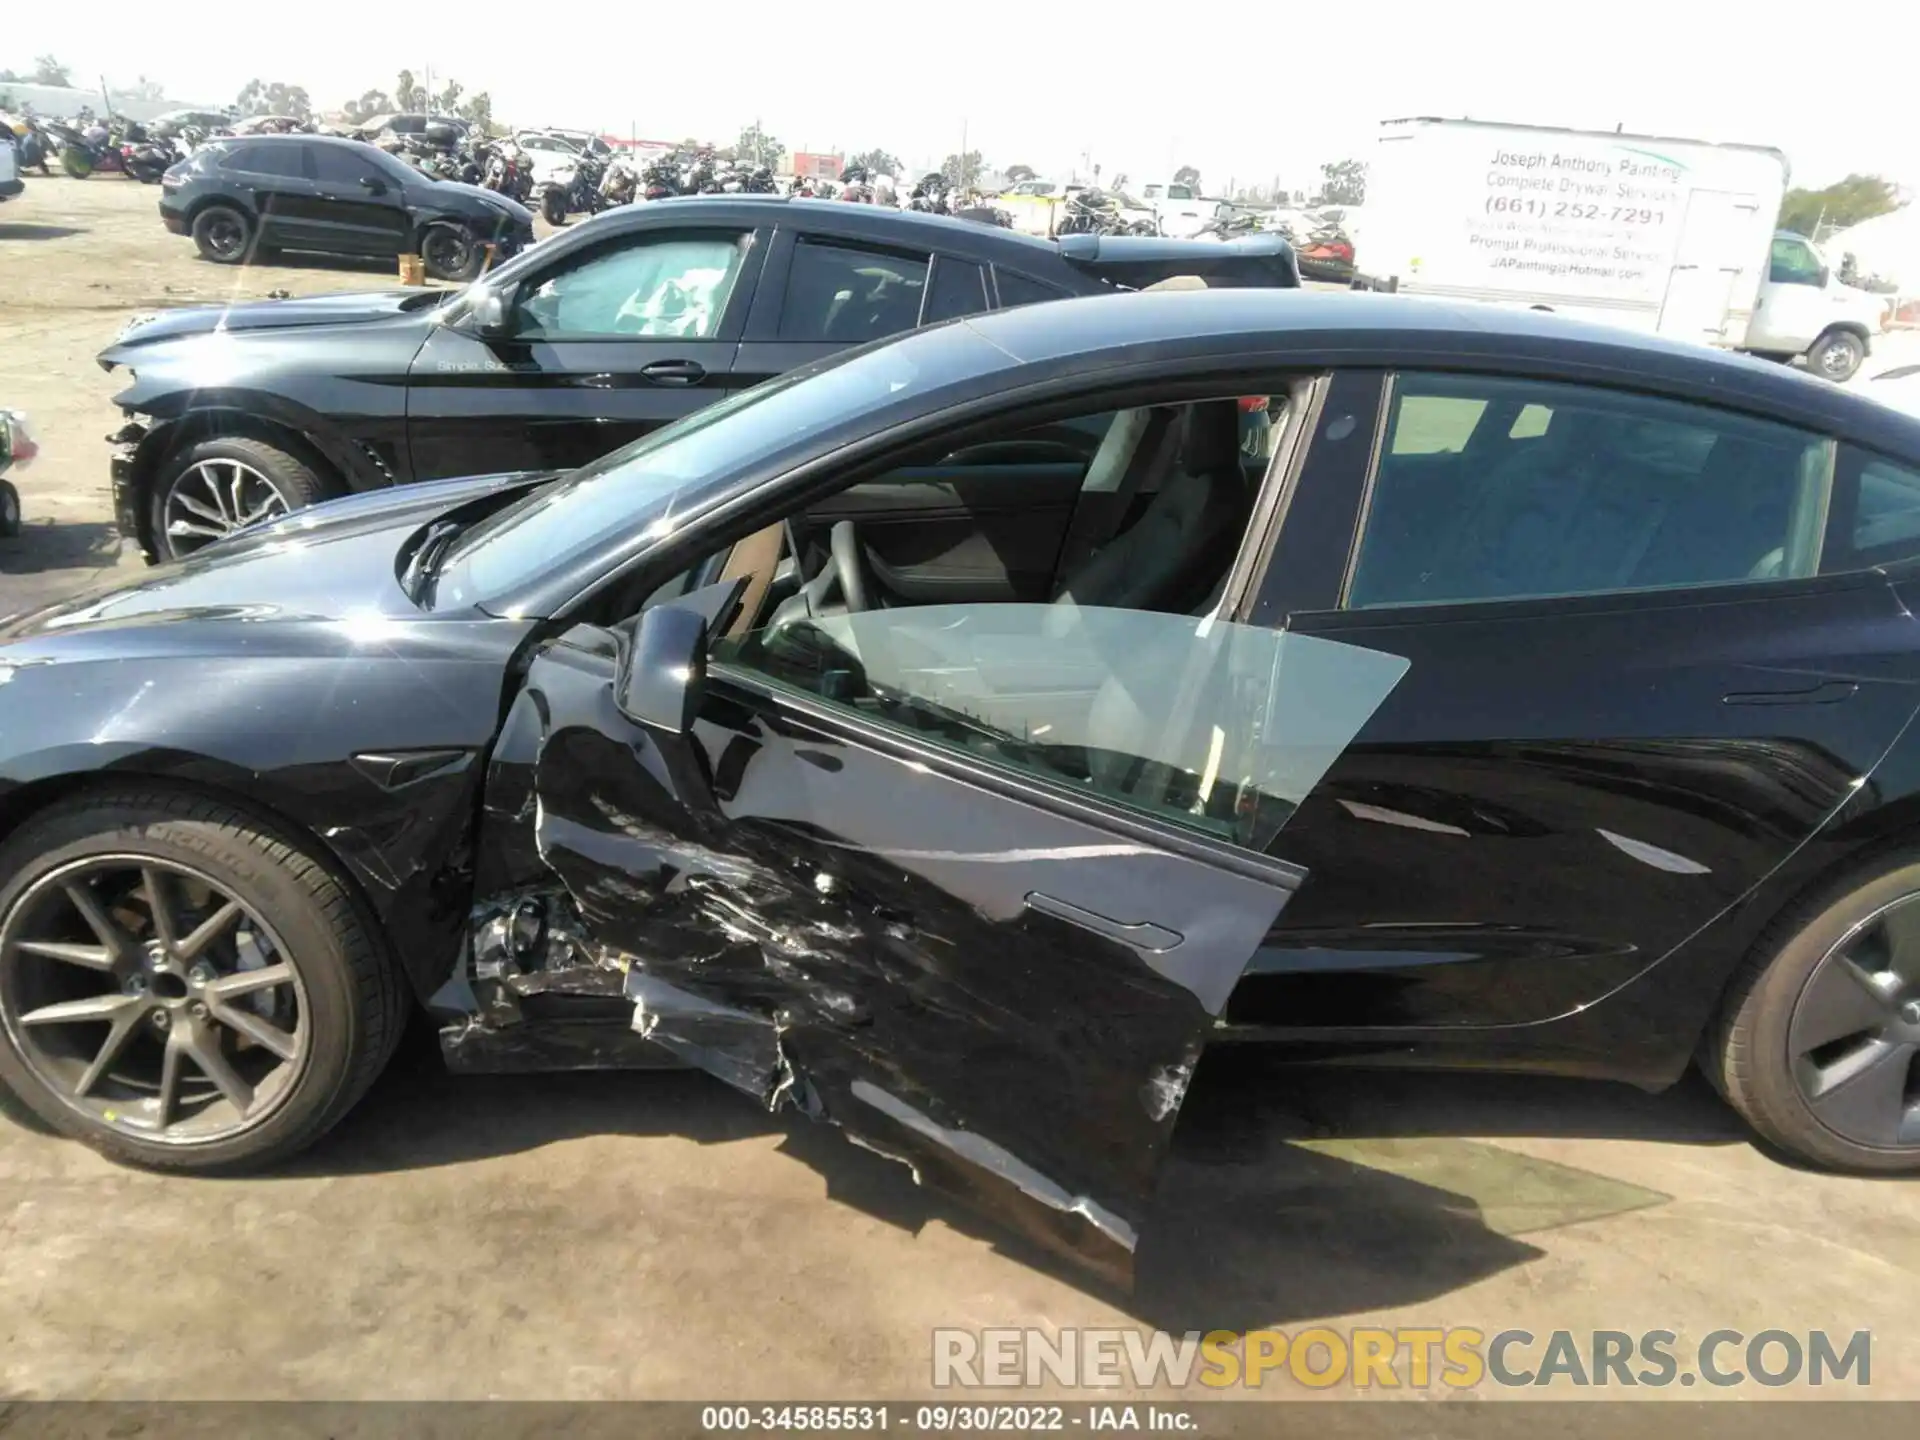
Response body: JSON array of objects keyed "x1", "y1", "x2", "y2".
[{"x1": 1181, "y1": 400, "x2": 1243, "y2": 474}]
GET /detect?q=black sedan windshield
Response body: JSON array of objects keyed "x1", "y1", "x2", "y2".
[{"x1": 431, "y1": 321, "x2": 1017, "y2": 613}]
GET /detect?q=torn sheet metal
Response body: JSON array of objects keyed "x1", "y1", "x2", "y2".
[{"x1": 470, "y1": 618, "x2": 1405, "y2": 1287}]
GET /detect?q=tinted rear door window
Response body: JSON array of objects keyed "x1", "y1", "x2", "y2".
[
  {"x1": 994, "y1": 268, "x2": 1070, "y2": 309},
  {"x1": 222, "y1": 144, "x2": 310, "y2": 178},
  {"x1": 1347, "y1": 373, "x2": 1834, "y2": 607},
  {"x1": 922, "y1": 256, "x2": 989, "y2": 323},
  {"x1": 778, "y1": 240, "x2": 930, "y2": 343}
]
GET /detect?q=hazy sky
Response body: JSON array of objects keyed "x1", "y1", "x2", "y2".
[{"x1": 9, "y1": 1, "x2": 1918, "y2": 192}]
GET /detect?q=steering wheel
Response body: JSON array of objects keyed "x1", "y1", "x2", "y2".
[{"x1": 828, "y1": 520, "x2": 874, "y2": 613}]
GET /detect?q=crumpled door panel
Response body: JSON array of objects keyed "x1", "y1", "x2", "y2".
[{"x1": 481, "y1": 618, "x2": 1407, "y2": 1287}]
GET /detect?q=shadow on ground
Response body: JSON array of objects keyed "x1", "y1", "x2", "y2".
[
  {"x1": 0, "y1": 521, "x2": 124, "y2": 579},
  {"x1": 0, "y1": 222, "x2": 87, "y2": 241},
  {"x1": 255, "y1": 1031, "x2": 1743, "y2": 1331}
]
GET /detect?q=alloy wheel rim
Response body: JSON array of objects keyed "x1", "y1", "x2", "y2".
[
  {"x1": 0, "y1": 855, "x2": 309, "y2": 1145},
  {"x1": 163, "y1": 458, "x2": 289, "y2": 553},
  {"x1": 423, "y1": 230, "x2": 470, "y2": 275},
  {"x1": 1788, "y1": 892, "x2": 1920, "y2": 1147},
  {"x1": 204, "y1": 215, "x2": 245, "y2": 258}
]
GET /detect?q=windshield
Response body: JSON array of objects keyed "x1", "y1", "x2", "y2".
[{"x1": 431, "y1": 323, "x2": 1018, "y2": 610}]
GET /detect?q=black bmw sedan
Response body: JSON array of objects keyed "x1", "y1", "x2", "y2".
[
  {"x1": 10, "y1": 290, "x2": 1920, "y2": 1287},
  {"x1": 101, "y1": 197, "x2": 1294, "y2": 564},
  {"x1": 156, "y1": 134, "x2": 534, "y2": 280}
]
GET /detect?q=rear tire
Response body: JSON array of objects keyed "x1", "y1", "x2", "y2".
[
  {"x1": 61, "y1": 148, "x2": 93, "y2": 180},
  {"x1": 191, "y1": 204, "x2": 253, "y2": 265},
  {"x1": 419, "y1": 223, "x2": 482, "y2": 282},
  {"x1": 541, "y1": 187, "x2": 568, "y2": 227},
  {"x1": 150, "y1": 436, "x2": 336, "y2": 561},
  {"x1": 1707, "y1": 850, "x2": 1920, "y2": 1172},
  {"x1": 0, "y1": 480, "x2": 20, "y2": 539},
  {"x1": 0, "y1": 789, "x2": 405, "y2": 1173},
  {"x1": 1807, "y1": 328, "x2": 1867, "y2": 383}
]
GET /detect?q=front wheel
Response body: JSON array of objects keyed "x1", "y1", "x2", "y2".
[
  {"x1": 0, "y1": 480, "x2": 20, "y2": 539},
  {"x1": 541, "y1": 187, "x2": 569, "y2": 227},
  {"x1": 0, "y1": 790, "x2": 406, "y2": 1172},
  {"x1": 150, "y1": 436, "x2": 334, "y2": 561},
  {"x1": 1707, "y1": 851, "x2": 1920, "y2": 1171},
  {"x1": 1807, "y1": 329, "x2": 1867, "y2": 383}
]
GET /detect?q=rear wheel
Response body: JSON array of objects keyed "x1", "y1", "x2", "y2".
[
  {"x1": 0, "y1": 480, "x2": 20, "y2": 539},
  {"x1": 419, "y1": 223, "x2": 482, "y2": 281},
  {"x1": 190, "y1": 204, "x2": 252, "y2": 265},
  {"x1": 1709, "y1": 851, "x2": 1920, "y2": 1171},
  {"x1": 61, "y1": 147, "x2": 93, "y2": 180},
  {"x1": 541, "y1": 187, "x2": 569, "y2": 227},
  {"x1": 1807, "y1": 328, "x2": 1867, "y2": 383},
  {"x1": 0, "y1": 791, "x2": 404, "y2": 1172},
  {"x1": 150, "y1": 436, "x2": 336, "y2": 561}
]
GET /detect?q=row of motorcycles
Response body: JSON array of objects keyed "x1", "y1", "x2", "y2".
[{"x1": 10, "y1": 110, "x2": 189, "y2": 183}]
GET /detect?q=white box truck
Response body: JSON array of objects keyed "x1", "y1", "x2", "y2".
[{"x1": 1356, "y1": 117, "x2": 1888, "y2": 380}]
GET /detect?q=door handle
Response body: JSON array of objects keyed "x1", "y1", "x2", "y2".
[
  {"x1": 639, "y1": 359, "x2": 706, "y2": 386},
  {"x1": 1025, "y1": 892, "x2": 1184, "y2": 953},
  {"x1": 1723, "y1": 680, "x2": 1859, "y2": 706}
]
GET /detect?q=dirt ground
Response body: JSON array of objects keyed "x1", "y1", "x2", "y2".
[
  {"x1": 0, "y1": 177, "x2": 474, "y2": 613},
  {"x1": 2, "y1": 175, "x2": 1920, "y2": 1410}
]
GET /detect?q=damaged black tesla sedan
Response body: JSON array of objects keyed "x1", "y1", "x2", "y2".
[{"x1": 8, "y1": 289, "x2": 1920, "y2": 1287}]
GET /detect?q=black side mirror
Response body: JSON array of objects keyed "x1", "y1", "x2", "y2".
[
  {"x1": 359, "y1": 175, "x2": 387, "y2": 195},
  {"x1": 620, "y1": 603, "x2": 707, "y2": 731},
  {"x1": 618, "y1": 604, "x2": 717, "y2": 812}
]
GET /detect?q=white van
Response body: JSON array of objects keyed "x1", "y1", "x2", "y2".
[
  {"x1": 1357, "y1": 117, "x2": 1889, "y2": 380},
  {"x1": 1138, "y1": 180, "x2": 1211, "y2": 238}
]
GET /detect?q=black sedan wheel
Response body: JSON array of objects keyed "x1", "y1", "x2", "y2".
[
  {"x1": 0, "y1": 791, "x2": 404, "y2": 1171},
  {"x1": 420, "y1": 224, "x2": 481, "y2": 282},
  {"x1": 1710, "y1": 852, "x2": 1920, "y2": 1170}
]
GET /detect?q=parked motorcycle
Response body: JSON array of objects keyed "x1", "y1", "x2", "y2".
[
  {"x1": 1296, "y1": 220, "x2": 1355, "y2": 281},
  {"x1": 641, "y1": 154, "x2": 682, "y2": 200},
  {"x1": 538, "y1": 149, "x2": 610, "y2": 226},
  {"x1": 476, "y1": 139, "x2": 535, "y2": 203},
  {"x1": 599, "y1": 152, "x2": 639, "y2": 206},
  {"x1": 1057, "y1": 187, "x2": 1155, "y2": 237},
  {"x1": 907, "y1": 172, "x2": 950, "y2": 214},
  {"x1": 121, "y1": 129, "x2": 182, "y2": 184},
  {"x1": 0, "y1": 408, "x2": 35, "y2": 541},
  {"x1": 837, "y1": 164, "x2": 873, "y2": 204},
  {"x1": 11, "y1": 116, "x2": 54, "y2": 176}
]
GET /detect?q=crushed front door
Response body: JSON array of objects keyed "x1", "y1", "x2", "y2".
[{"x1": 496, "y1": 601, "x2": 1408, "y2": 1286}]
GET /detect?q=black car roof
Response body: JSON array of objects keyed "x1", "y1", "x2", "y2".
[
  {"x1": 588, "y1": 194, "x2": 1065, "y2": 260},
  {"x1": 950, "y1": 288, "x2": 1920, "y2": 457}
]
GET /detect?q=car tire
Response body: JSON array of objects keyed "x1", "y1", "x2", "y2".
[
  {"x1": 0, "y1": 789, "x2": 406, "y2": 1173},
  {"x1": 150, "y1": 436, "x2": 336, "y2": 561},
  {"x1": 191, "y1": 204, "x2": 254, "y2": 265},
  {"x1": 419, "y1": 223, "x2": 482, "y2": 282},
  {"x1": 1707, "y1": 850, "x2": 1920, "y2": 1172},
  {"x1": 0, "y1": 480, "x2": 20, "y2": 539},
  {"x1": 1807, "y1": 328, "x2": 1867, "y2": 383}
]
